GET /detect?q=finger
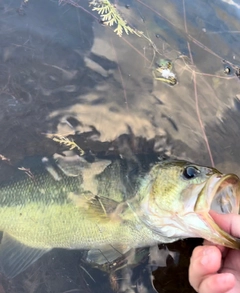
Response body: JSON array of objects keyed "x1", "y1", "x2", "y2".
[
  {"x1": 189, "y1": 245, "x2": 222, "y2": 291},
  {"x1": 210, "y1": 211, "x2": 240, "y2": 237},
  {"x1": 203, "y1": 240, "x2": 227, "y2": 255},
  {"x1": 198, "y1": 273, "x2": 235, "y2": 293}
]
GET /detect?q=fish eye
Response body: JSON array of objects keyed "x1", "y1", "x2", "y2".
[{"x1": 182, "y1": 166, "x2": 200, "y2": 179}]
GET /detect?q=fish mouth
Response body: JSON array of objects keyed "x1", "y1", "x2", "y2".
[
  {"x1": 195, "y1": 173, "x2": 240, "y2": 249},
  {"x1": 209, "y1": 174, "x2": 240, "y2": 214}
]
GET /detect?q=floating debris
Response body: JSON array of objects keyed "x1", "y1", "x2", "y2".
[
  {"x1": 0, "y1": 155, "x2": 10, "y2": 163},
  {"x1": 153, "y1": 58, "x2": 177, "y2": 86},
  {"x1": 224, "y1": 66, "x2": 231, "y2": 75},
  {"x1": 18, "y1": 167, "x2": 34, "y2": 179}
]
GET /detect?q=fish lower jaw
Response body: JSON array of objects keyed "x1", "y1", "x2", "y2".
[
  {"x1": 140, "y1": 213, "x2": 202, "y2": 241},
  {"x1": 140, "y1": 211, "x2": 236, "y2": 247},
  {"x1": 178, "y1": 212, "x2": 240, "y2": 249}
]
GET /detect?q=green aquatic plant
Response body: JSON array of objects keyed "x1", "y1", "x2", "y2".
[
  {"x1": 89, "y1": 0, "x2": 141, "y2": 37},
  {"x1": 46, "y1": 133, "x2": 84, "y2": 155}
]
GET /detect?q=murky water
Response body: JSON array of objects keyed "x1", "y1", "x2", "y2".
[{"x1": 0, "y1": 0, "x2": 240, "y2": 292}]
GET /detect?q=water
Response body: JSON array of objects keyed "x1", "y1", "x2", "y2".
[{"x1": 0, "y1": 0, "x2": 240, "y2": 292}]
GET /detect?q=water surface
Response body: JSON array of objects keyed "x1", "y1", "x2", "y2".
[{"x1": 0, "y1": 0, "x2": 240, "y2": 292}]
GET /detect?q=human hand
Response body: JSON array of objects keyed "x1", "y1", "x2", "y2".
[{"x1": 189, "y1": 212, "x2": 240, "y2": 293}]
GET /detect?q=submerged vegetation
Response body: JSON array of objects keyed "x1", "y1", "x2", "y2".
[
  {"x1": 89, "y1": 0, "x2": 142, "y2": 37},
  {"x1": 89, "y1": 0, "x2": 178, "y2": 84},
  {"x1": 46, "y1": 133, "x2": 85, "y2": 155}
]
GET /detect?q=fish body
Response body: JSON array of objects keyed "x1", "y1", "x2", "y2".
[
  {"x1": 0, "y1": 154, "x2": 239, "y2": 277},
  {"x1": 0, "y1": 156, "x2": 162, "y2": 250}
]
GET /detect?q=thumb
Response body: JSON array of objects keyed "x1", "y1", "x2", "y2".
[{"x1": 210, "y1": 211, "x2": 240, "y2": 238}]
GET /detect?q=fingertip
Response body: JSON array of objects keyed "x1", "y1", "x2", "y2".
[
  {"x1": 191, "y1": 245, "x2": 221, "y2": 271},
  {"x1": 199, "y1": 273, "x2": 235, "y2": 293},
  {"x1": 191, "y1": 245, "x2": 205, "y2": 260},
  {"x1": 189, "y1": 245, "x2": 222, "y2": 291},
  {"x1": 203, "y1": 240, "x2": 226, "y2": 253},
  {"x1": 200, "y1": 246, "x2": 221, "y2": 267},
  {"x1": 216, "y1": 273, "x2": 235, "y2": 289}
]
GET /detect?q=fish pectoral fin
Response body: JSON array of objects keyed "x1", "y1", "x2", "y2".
[
  {"x1": 0, "y1": 233, "x2": 50, "y2": 278},
  {"x1": 80, "y1": 195, "x2": 123, "y2": 223},
  {"x1": 85, "y1": 244, "x2": 130, "y2": 265},
  {"x1": 88, "y1": 195, "x2": 120, "y2": 215}
]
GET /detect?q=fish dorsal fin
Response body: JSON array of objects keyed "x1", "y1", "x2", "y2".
[
  {"x1": 54, "y1": 152, "x2": 88, "y2": 177},
  {"x1": 86, "y1": 244, "x2": 130, "y2": 265},
  {"x1": 42, "y1": 157, "x2": 62, "y2": 181},
  {"x1": 81, "y1": 160, "x2": 111, "y2": 194},
  {"x1": 0, "y1": 233, "x2": 50, "y2": 278},
  {"x1": 54, "y1": 152, "x2": 111, "y2": 195}
]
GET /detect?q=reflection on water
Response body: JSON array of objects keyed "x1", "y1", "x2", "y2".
[{"x1": 0, "y1": 0, "x2": 240, "y2": 292}]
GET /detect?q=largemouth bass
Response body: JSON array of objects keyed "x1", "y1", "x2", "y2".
[{"x1": 0, "y1": 153, "x2": 239, "y2": 278}]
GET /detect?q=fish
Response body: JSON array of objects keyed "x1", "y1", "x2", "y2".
[{"x1": 0, "y1": 152, "x2": 239, "y2": 278}]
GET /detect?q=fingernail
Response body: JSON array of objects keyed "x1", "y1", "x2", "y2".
[{"x1": 200, "y1": 247, "x2": 213, "y2": 266}]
